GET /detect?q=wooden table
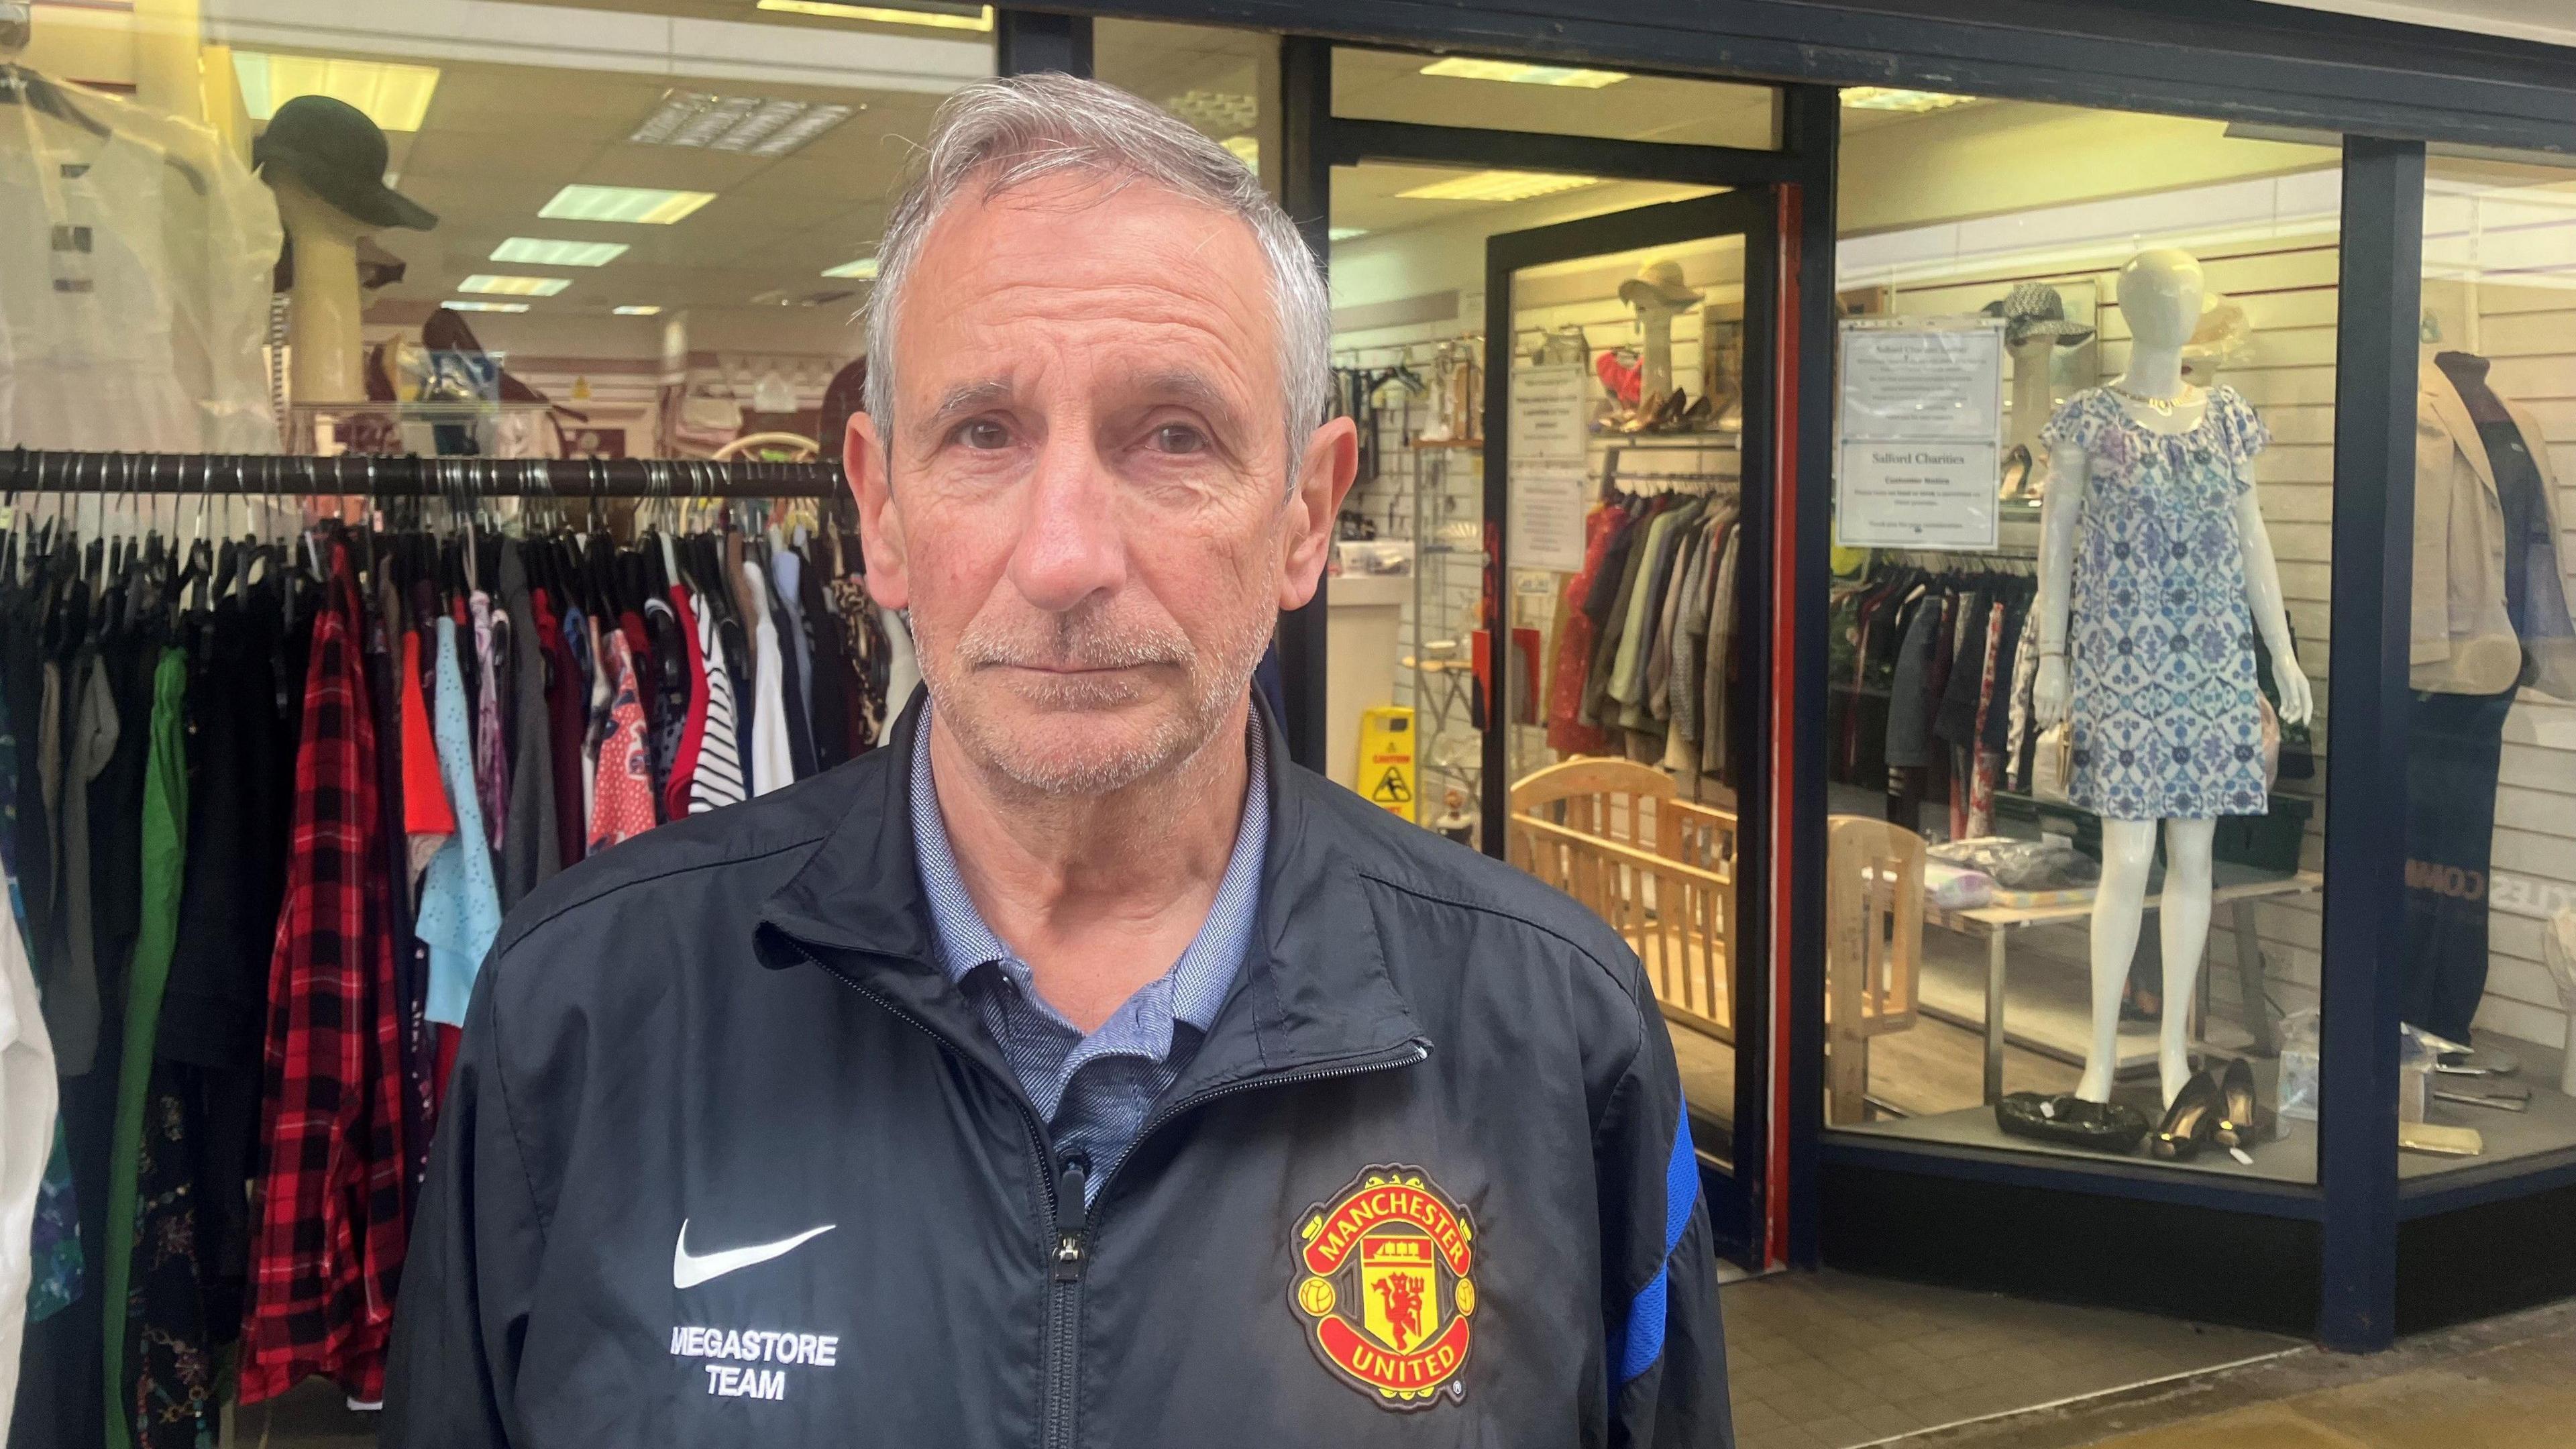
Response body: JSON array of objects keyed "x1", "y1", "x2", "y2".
[{"x1": 1925, "y1": 869, "x2": 2323, "y2": 1104}]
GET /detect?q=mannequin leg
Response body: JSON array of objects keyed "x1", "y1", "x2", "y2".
[
  {"x1": 2079, "y1": 819, "x2": 2159, "y2": 1102},
  {"x1": 2158, "y1": 818, "x2": 2220, "y2": 1106}
]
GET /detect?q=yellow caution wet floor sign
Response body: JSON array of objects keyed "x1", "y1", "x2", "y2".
[{"x1": 1356, "y1": 706, "x2": 1417, "y2": 821}]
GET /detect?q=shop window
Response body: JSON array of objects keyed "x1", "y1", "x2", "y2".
[
  {"x1": 4, "y1": 0, "x2": 987, "y2": 460},
  {"x1": 1823, "y1": 99, "x2": 2343, "y2": 1184},
  {"x1": 1331, "y1": 46, "x2": 1778, "y2": 151},
  {"x1": 2404, "y1": 154, "x2": 2576, "y2": 1177},
  {"x1": 1094, "y1": 19, "x2": 1278, "y2": 197}
]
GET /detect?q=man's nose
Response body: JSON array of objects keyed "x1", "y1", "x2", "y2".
[{"x1": 1005, "y1": 428, "x2": 1125, "y2": 613}]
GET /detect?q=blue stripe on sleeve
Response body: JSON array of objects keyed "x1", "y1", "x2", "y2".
[{"x1": 1611, "y1": 1111, "x2": 1699, "y2": 1387}]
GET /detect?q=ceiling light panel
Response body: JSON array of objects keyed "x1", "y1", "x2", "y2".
[
  {"x1": 1329, "y1": 227, "x2": 1368, "y2": 241},
  {"x1": 1395, "y1": 170, "x2": 1601, "y2": 203},
  {"x1": 629, "y1": 89, "x2": 855, "y2": 157},
  {"x1": 755, "y1": 0, "x2": 994, "y2": 31},
  {"x1": 445, "y1": 301, "x2": 529, "y2": 313},
  {"x1": 821, "y1": 256, "x2": 879, "y2": 279},
  {"x1": 613, "y1": 305, "x2": 663, "y2": 315},
  {"x1": 1417, "y1": 57, "x2": 1627, "y2": 88},
  {"x1": 539, "y1": 185, "x2": 718, "y2": 225},
  {"x1": 1165, "y1": 90, "x2": 1256, "y2": 133},
  {"x1": 1221, "y1": 135, "x2": 1259, "y2": 169},
  {"x1": 491, "y1": 237, "x2": 629, "y2": 268},
  {"x1": 233, "y1": 51, "x2": 442, "y2": 132},
  {"x1": 1841, "y1": 87, "x2": 1982, "y2": 113},
  {"x1": 460, "y1": 274, "x2": 572, "y2": 297}
]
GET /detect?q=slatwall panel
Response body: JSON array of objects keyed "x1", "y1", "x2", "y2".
[
  {"x1": 2427, "y1": 172, "x2": 2576, "y2": 1051},
  {"x1": 1868, "y1": 229, "x2": 2343, "y2": 1026}
]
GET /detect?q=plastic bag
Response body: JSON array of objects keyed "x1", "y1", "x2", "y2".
[{"x1": 2278, "y1": 1009, "x2": 2440, "y2": 1123}]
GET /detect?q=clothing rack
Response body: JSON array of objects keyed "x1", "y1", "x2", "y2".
[{"x1": 0, "y1": 449, "x2": 843, "y2": 498}]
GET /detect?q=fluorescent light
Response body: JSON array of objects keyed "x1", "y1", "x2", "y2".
[
  {"x1": 1220, "y1": 135, "x2": 1259, "y2": 170},
  {"x1": 233, "y1": 51, "x2": 441, "y2": 132},
  {"x1": 822, "y1": 255, "x2": 879, "y2": 279},
  {"x1": 1165, "y1": 90, "x2": 1256, "y2": 133},
  {"x1": 1841, "y1": 87, "x2": 1981, "y2": 113},
  {"x1": 539, "y1": 185, "x2": 718, "y2": 225},
  {"x1": 1418, "y1": 57, "x2": 1627, "y2": 88},
  {"x1": 491, "y1": 237, "x2": 629, "y2": 268},
  {"x1": 755, "y1": 0, "x2": 994, "y2": 31},
  {"x1": 460, "y1": 274, "x2": 572, "y2": 297},
  {"x1": 1396, "y1": 169, "x2": 1599, "y2": 203},
  {"x1": 1329, "y1": 227, "x2": 1368, "y2": 241},
  {"x1": 613, "y1": 305, "x2": 663, "y2": 315},
  {"x1": 629, "y1": 89, "x2": 855, "y2": 156},
  {"x1": 444, "y1": 301, "x2": 528, "y2": 313}
]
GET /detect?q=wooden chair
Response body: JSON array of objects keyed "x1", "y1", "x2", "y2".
[
  {"x1": 1508, "y1": 759, "x2": 1736, "y2": 1042},
  {"x1": 1825, "y1": 814, "x2": 1925, "y2": 1124}
]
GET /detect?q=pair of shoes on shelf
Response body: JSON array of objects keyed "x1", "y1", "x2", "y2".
[{"x1": 2153, "y1": 1059, "x2": 2263, "y2": 1161}]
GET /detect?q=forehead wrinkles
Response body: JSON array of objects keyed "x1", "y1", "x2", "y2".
[{"x1": 896, "y1": 184, "x2": 1281, "y2": 402}]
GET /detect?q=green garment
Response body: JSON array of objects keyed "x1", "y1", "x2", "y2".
[{"x1": 103, "y1": 647, "x2": 189, "y2": 1449}]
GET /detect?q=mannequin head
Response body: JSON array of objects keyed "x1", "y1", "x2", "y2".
[
  {"x1": 2117, "y1": 249, "x2": 2206, "y2": 354},
  {"x1": 266, "y1": 169, "x2": 379, "y2": 249}
]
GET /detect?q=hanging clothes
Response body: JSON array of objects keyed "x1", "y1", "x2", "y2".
[
  {"x1": 589, "y1": 631, "x2": 656, "y2": 851},
  {"x1": 0, "y1": 861, "x2": 57, "y2": 1446},
  {"x1": 102, "y1": 645, "x2": 207, "y2": 1449},
  {"x1": 238, "y1": 549, "x2": 409, "y2": 1407},
  {"x1": 687, "y1": 586, "x2": 747, "y2": 816},
  {"x1": 417, "y1": 618, "x2": 500, "y2": 1032},
  {"x1": 743, "y1": 557, "x2": 794, "y2": 796},
  {"x1": 495, "y1": 548, "x2": 558, "y2": 912}
]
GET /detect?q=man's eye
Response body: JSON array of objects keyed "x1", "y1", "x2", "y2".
[
  {"x1": 1150, "y1": 423, "x2": 1207, "y2": 455},
  {"x1": 959, "y1": 420, "x2": 1010, "y2": 449}
]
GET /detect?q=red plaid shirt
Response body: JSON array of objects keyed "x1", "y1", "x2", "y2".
[{"x1": 240, "y1": 546, "x2": 411, "y2": 1403}]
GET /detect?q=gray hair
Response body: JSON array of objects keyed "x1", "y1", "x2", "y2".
[{"x1": 861, "y1": 72, "x2": 1332, "y2": 482}]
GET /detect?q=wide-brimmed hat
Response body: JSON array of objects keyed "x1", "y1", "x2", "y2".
[
  {"x1": 1981, "y1": 282, "x2": 2092, "y2": 347},
  {"x1": 2187, "y1": 294, "x2": 2252, "y2": 358},
  {"x1": 254, "y1": 95, "x2": 437, "y2": 231},
  {"x1": 1619, "y1": 259, "x2": 1701, "y2": 310}
]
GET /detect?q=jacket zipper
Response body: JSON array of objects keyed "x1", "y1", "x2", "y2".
[{"x1": 782, "y1": 934, "x2": 1428, "y2": 1449}]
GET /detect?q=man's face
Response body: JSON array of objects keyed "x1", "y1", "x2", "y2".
[{"x1": 849, "y1": 172, "x2": 1354, "y2": 796}]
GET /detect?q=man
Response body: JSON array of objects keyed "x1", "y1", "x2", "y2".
[{"x1": 387, "y1": 73, "x2": 1727, "y2": 1448}]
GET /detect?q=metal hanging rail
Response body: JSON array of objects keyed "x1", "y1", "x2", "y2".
[{"x1": 0, "y1": 449, "x2": 844, "y2": 498}]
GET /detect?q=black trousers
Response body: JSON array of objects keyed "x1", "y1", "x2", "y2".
[{"x1": 2400, "y1": 686, "x2": 2518, "y2": 1044}]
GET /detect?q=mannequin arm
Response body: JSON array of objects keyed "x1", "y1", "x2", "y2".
[
  {"x1": 2235, "y1": 476, "x2": 2313, "y2": 726},
  {"x1": 2031, "y1": 443, "x2": 2088, "y2": 726}
]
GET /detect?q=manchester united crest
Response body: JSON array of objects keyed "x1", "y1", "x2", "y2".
[{"x1": 1290, "y1": 1165, "x2": 1477, "y2": 1409}]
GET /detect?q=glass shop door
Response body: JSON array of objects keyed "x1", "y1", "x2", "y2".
[{"x1": 1480, "y1": 189, "x2": 1784, "y2": 1267}]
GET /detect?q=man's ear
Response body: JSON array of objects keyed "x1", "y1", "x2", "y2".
[
  {"x1": 1277, "y1": 414, "x2": 1358, "y2": 610},
  {"x1": 849, "y1": 411, "x2": 908, "y2": 610}
]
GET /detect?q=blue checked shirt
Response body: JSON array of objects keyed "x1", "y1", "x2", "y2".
[{"x1": 910, "y1": 706, "x2": 1269, "y2": 1205}]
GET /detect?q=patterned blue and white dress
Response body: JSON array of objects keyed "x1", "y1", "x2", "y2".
[{"x1": 2043, "y1": 386, "x2": 2271, "y2": 821}]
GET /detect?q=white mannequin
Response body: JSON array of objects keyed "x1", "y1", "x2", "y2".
[
  {"x1": 268, "y1": 170, "x2": 374, "y2": 403},
  {"x1": 2032, "y1": 248, "x2": 2314, "y2": 1108},
  {"x1": 2006, "y1": 332, "x2": 2059, "y2": 466}
]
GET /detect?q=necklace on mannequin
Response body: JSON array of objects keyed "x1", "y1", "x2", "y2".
[{"x1": 2109, "y1": 382, "x2": 2198, "y2": 418}]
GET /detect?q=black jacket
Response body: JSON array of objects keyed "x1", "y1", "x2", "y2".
[{"x1": 386, "y1": 695, "x2": 1730, "y2": 1447}]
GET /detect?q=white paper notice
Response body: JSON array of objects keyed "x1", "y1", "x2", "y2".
[
  {"x1": 1510, "y1": 461, "x2": 1587, "y2": 574},
  {"x1": 1836, "y1": 318, "x2": 2004, "y2": 551},
  {"x1": 1509, "y1": 363, "x2": 1589, "y2": 465},
  {"x1": 1507, "y1": 363, "x2": 1591, "y2": 572}
]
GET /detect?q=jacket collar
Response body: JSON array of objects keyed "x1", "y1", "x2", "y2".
[{"x1": 754, "y1": 684, "x2": 1418, "y2": 1094}]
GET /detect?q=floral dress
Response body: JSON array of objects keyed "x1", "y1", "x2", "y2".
[{"x1": 2041, "y1": 385, "x2": 2272, "y2": 822}]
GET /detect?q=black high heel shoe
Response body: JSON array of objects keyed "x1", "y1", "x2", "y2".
[
  {"x1": 2213, "y1": 1058, "x2": 2261, "y2": 1150},
  {"x1": 2150, "y1": 1071, "x2": 2226, "y2": 1161}
]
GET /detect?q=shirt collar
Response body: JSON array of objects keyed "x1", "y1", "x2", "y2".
[{"x1": 908, "y1": 698, "x2": 1271, "y2": 1036}]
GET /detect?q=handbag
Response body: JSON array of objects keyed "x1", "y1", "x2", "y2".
[
  {"x1": 2031, "y1": 722, "x2": 2075, "y2": 804},
  {"x1": 2258, "y1": 694, "x2": 2282, "y2": 788}
]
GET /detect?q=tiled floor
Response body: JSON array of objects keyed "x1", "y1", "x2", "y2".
[
  {"x1": 1721, "y1": 1269, "x2": 2300, "y2": 1449},
  {"x1": 1882, "y1": 1296, "x2": 2576, "y2": 1448}
]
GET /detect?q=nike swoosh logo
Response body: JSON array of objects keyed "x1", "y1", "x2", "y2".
[{"x1": 673, "y1": 1219, "x2": 837, "y2": 1290}]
